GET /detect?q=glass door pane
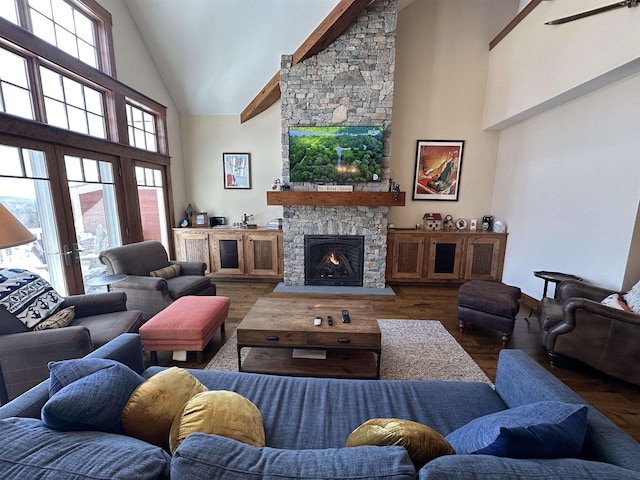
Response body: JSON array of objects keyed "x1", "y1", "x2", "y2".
[
  {"x1": 65, "y1": 154, "x2": 121, "y2": 293},
  {"x1": 0, "y1": 145, "x2": 68, "y2": 295},
  {"x1": 135, "y1": 163, "x2": 169, "y2": 251}
]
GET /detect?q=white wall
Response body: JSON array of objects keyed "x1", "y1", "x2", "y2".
[
  {"x1": 180, "y1": 103, "x2": 284, "y2": 227},
  {"x1": 493, "y1": 71, "x2": 640, "y2": 296},
  {"x1": 485, "y1": 0, "x2": 640, "y2": 130},
  {"x1": 98, "y1": 0, "x2": 188, "y2": 221},
  {"x1": 388, "y1": 0, "x2": 518, "y2": 228}
]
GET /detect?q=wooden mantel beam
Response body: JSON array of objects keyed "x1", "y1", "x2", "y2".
[{"x1": 240, "y1": 0, "x2": 372, "y2": 124}]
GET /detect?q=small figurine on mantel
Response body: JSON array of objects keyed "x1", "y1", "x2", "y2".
[
  {"x1": 184, "y1": 203, "x2": 195, "y2": 226},
  {"x1": 443, "y1": 215, "x2": 455, "y2": 230},
  {"x1": 423, "y1": 213, "x2": 442, "y2": 230}
]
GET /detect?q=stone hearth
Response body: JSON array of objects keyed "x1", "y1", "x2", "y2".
[{"x1": 283, "y1": 206, "x2": 388, "y2": 288}]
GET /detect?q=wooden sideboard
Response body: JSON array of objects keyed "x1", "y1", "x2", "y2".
[
  {"x1": 173, "y1": 227, "x2": 283, "y2": 280},
  {"x1": 386, "y1": 229, "x2": 507, "y2": 284},
  {"x1": 175, "y1": 227, "x2": 505, "y2": 284}
]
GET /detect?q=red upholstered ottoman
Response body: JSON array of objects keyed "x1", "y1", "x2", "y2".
[{"x1": 139, "y1": 296, "x2": 229, "y2": 364}]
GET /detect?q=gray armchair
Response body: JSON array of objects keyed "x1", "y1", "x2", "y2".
[
  {"x1": 538, "y1": 279, "x2": 640, "y2": 385},
  {"x1": 0, "y1": 292, "x2": 143, "y2": 403},
  {"x1": 98, "y1": 240, "x2": 216, "y2": 320}
]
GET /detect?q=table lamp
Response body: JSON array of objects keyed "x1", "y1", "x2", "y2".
[{"x1": 0, "y1": 203, "x2": 36, "y2": 250}]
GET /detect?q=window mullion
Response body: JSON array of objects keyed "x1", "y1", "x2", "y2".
[
  {"x1": 15, "y1": 0, "x2": 31, "y2": 31},
  {"x1": 29, "y1": 58, "x2": 47, "y2": 123},
  {"x1": 111, "y1": 91, "x2": 128, "y2": 146},
  {"x1": 80, "y1": 84, "x2": 89, "y2": 135}
]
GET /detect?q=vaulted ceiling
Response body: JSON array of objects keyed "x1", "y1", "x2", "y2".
[{"x1": 123, "y1": 0, "x2": 414, "y2": 117}]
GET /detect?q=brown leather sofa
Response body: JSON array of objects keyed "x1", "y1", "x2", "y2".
[
  {"x1": 99, "y1": 240, "x2": 216, "y2": 320},
  {"x1": 538, "y1": 279, "x2": 640, "y2": 385}
]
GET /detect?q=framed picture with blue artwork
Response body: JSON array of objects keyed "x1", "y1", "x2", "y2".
[{"x1": 223, "y1": 153, "x2": 251, "y2": 189}]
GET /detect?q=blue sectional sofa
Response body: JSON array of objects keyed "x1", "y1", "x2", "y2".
[{"x1": 1, "y1": 333, "x2": 640, "y2": 479}]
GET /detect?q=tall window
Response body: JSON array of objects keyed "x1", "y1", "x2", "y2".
[
  {"x1": 0, "y1": 143, "x2": 66, "y2": 294},
  {"x1": 65, "y1": 154, "x2": 122, "y2": 289},
  {"x1": 40, "y1": 66, "x2": 106, "y2": 137},
  {"x1": 0, "y1": 48, "x2": 34, "y2": 119},
  {"x1": 135, "y1": 164, "x2": 168, "y2": 248},
  {"x1": 0, "y1": 0, "x2": 173, "y2": 294},
  {"x1": 1, "y1": 0, "x2": 114, "y2": 75},
  {"x1": 0, "y1": 2, "x2": 168, "y2": 149},
  {"x1": 30, "y1": 0, "x2": 98, "y2": 68},
  {"x1": 127, "y1": 103, "x2": 158, "y2": 152}
]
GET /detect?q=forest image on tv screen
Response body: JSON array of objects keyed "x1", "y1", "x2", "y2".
[{"x1": 289, "y1": 126, "x2": 383, "y2": 183}]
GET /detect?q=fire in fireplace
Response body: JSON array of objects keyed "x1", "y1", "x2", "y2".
[{"x1": 304, "y1": 235, "x2": 364, "y2": 287}]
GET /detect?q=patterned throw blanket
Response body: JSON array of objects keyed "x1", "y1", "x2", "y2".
[{"x1": 0, "y1": 268, "x2": 64, "y2": 329}]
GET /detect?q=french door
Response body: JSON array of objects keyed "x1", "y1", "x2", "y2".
[
  {"x1": 0, "y1": 135, "x2": 124, "y2": 295},
  {"x1": 60, "y1": 147, "x2": 123, "y2": 293}
]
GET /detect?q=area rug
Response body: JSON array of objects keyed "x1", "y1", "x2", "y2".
[{"x1": 205, "y1": 319, "x2": 492, "y2": 385}]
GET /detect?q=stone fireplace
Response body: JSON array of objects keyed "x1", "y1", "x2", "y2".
[
  {"x1": 283, "y1": 205, "x2": 388, "y2": 288},
  {"x1": 279, "y1": 0, "x2": 397, "y2": 289},
  {"x1": 305, "y1": 234, "x2": 364, "y2": 286}
]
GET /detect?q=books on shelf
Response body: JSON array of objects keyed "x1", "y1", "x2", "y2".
[
  {"x1": 292, "y1": 349, "x2": 327, "y2": 360},
  {"x1": 267, "y1": 218, "x2": 282, "y2": 229}
]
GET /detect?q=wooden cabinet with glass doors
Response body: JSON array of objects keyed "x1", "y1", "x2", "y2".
[
  {"x1": 386, "y1": 229, "x2": 507, "y2": 283},
  {"x1": 173, "y1": 228, "x2": 283, "y2": 280}
]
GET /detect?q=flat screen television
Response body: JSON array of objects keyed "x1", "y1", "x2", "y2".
[{"x1": 288, "y1": 126, "x2": 383, "y2": 183}]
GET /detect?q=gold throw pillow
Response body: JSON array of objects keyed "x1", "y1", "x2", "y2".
[
  {"x1": 169, "y1": 390, "x2": 265, "y2": 454},
  {"x1": 121, "y1": 367, "x2": 207, "y2": 451},
  {"x1": 346, "y1": 418, "x2": 455, "y2": 468}
]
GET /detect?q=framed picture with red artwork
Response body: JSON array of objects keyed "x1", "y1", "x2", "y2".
[{"x1": 413, "y1": 140, "x2": 464, "y2": 201}]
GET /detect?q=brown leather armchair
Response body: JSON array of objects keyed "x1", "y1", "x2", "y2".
[
  {"x1": 99, "y1": 240, "x2": 216, "y2": 320},
  {"x1": 538, "y1": 279, "x2": 640, "y2": 385}
]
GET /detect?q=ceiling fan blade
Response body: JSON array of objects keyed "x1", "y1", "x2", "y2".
[{"x1": 545, "y1": 0, "x2": 634, "y2": 25}]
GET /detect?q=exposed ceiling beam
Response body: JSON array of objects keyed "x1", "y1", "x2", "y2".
[
  {"x1": 240, "y1": 0, "x2": 371, "y2": 123},
  {"x1": 240, "y1": 71, "x2": 281, "y2": 124}
]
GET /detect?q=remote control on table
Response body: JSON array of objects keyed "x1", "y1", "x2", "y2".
[
  {"x1": 327, "y1": 315, "x2": 333, "y2": 326},
  {"x1": 314, "y1": 315, "x2": 322, "y2": 326},
  {"x1": 341, "y1": 309, "x2": 350, "y2": 323}
]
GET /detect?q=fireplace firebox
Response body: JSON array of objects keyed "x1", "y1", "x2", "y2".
[{"x1": 304, "y1": 235, "x2": 364, "y2": 287}]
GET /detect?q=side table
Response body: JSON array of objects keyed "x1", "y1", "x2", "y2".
[
  {"x1": 525, "y1": 270, "x2": 582, "y2": 321},
  {"x1": 85, "y1": 273, "x2": 128, "y2": 292},
  {"x1": 534, "y1": 271, "x2": 582, "y2": 298}
]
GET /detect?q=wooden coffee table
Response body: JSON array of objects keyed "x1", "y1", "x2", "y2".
[{"x1": 236, "y1": 297, "x2": 381, "y2": 379}]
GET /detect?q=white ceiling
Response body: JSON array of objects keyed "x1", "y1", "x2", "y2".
[{"x1": 123, "y1": 0, "x2": 414, "y2": 116}]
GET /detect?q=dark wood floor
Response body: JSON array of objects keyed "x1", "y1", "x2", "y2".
[{"x1": 154, "y1": 282, "x2": 640, "y2": 442}]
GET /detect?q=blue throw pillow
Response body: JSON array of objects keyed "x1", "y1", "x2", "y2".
[
  {"x1": 172, "y1": 433, "x2": 416, "y2": 480},
  {"x1": 42, "y1": 358, "x2": 144, "y2": 434},
  {"x1": 0, "y1": 417, "x2": 170, "y2": 479},
  {"x1": 445, "y1": 401, "x2": 588, "y2": 459}
]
